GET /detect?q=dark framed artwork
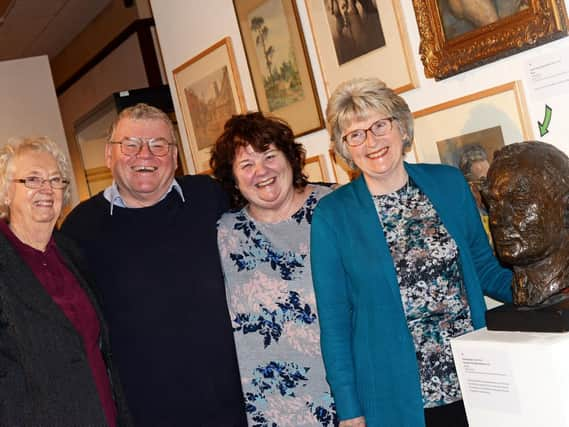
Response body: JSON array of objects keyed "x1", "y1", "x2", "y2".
[
  {"x1": 173, "y1": 37, "x2": 246, "y2": 173},
  {"x1": 233, "y1": 0, "x2": 324, "y2": 136},
  {"x1": 305, "y1": 0, "x2": 417, "y2": 96},
  {"x1": 413, "y1": 0, "x2": 569, "y2": 80}
]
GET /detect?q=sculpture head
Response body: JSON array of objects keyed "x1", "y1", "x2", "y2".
[{"x1": 482, "y1": 141, "x2": 569, "y2": 305}]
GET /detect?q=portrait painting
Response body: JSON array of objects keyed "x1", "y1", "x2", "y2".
[
  {"x1": 322, "y1": 0, "x2": 385, "y2": 65},
  {"x1": 437, "y1": 0, "x2": 529, "y2": 40},
  {"x1": 437, "y1": 126, "x2": 505, "y2": 169},
  {"x1": 184, "y1": 66, "x2": 237, "y2": 150},
  {"x1": 413, "y1": 0, "x2": 568, "y2": 80}
]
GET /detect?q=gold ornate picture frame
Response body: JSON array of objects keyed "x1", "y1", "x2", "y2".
[{"x1": 413, "y1": 0, "x2": 569, "y2": 80}]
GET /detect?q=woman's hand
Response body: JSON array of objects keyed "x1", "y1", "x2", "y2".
[{"x1": 339, "y1": 416, "x2": 366, "y2": 427}]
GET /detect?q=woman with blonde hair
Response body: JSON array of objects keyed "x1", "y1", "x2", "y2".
[
  {"x1": 311, "y1": 78, "x2": 512, "y2": 426},
  {"x1": 0, "y1": 137, "x2": 131, "y2": 426}
]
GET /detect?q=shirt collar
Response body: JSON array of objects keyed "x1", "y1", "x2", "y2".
[{"x1": 103, "y1": 178, "x2": 185, "y2": 215}]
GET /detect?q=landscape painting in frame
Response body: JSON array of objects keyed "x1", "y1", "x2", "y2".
[
  {"x1": 173, "y1": 37, "x2": 246, "y2": 173},
  {"x1": 323, "y1": 0, "x2": 385, "y2": 65},
  {"x1": 234, "y1": 0, "x2": 324, "y2": 136},
  {"x1": 437, "y1": 126, "x2": 505, "y2": 168},
  {"x1": 184, "y1": 66, "x2": 237, "y2": 150},
  {"x1": 248, "y1": 0, "x2": 303, "y2": 111}
]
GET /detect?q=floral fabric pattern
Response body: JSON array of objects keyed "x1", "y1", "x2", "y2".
[
  {"x1": 218, "y1": 185, "x2": 337, "y2": 426},
  {"x1": 373, "y1": 179, "x2": 474, "y2": 408}
]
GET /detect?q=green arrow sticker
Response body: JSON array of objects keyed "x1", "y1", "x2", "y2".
[{"x1": 538, "y1": 104, "x2": 552, "y2": 137}]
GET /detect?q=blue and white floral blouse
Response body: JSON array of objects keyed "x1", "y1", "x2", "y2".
[
  {"x1": 217, "y1": 184, "x2": 337, "y2": 427},
  {"x1": 372, "y1": 178, "x2": 474, "y2": 408}
]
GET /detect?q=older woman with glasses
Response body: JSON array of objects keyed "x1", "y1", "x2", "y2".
[
  {"x1": 310, "y1": 78, "x2": 512, "y2": 427},
  {"x1": 0, "y1": 137, "x2": 131, "y2": 426}
]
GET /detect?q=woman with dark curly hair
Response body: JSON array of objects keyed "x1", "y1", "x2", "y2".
[{"x1": 211, "y1": 112, "x2": 337, "y2": 426}]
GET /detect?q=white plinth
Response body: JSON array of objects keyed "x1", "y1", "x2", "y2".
[{"x1": 451, "y1": 327, "x2": 569, "y2": 427}]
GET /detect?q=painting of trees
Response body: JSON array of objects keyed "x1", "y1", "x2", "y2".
[{"x1": 248, "y1": 0, "x2": 304, "y2": 111}]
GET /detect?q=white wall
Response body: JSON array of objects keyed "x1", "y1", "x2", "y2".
[
  {"x1": 0, "y1": 56, "x2": 79, "y2": 204},
  {"x1": 149, "y1": 0, "x2": 569, "y2": 174}
]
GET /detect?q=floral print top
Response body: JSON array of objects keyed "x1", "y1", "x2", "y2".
[
  {"x1": 217, "y1": 184, "x2": 337, "y2": 427},
  {"x1": 372, "y1": 178, "x2": 474, "y2": 408}
]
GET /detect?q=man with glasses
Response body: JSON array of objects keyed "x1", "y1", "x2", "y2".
[{"x1": 61, "y1": 103, "x2": 247, "y2": 427}]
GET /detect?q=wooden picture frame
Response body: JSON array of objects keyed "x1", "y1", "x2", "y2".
[
  {"x1": 173, "y1": 37, "x2": 246, "y2": 173},
  {"x1": 412, "y1": 0, "x2": 569, "y2": 80},
  {"x1": 412, "y1": 81, "x2": 533, "y2": 163},
  {"x1": 233, "y1": 0, "x2": 324, "y2": 136},
  {"x1": 304, "y1": 154, "x2": 329, "y2": 182},
  {"x1": 305, "y1": 0, "x2": 418, "y2": 95},
  {"x1": 329, "y1": 148, "x2": 360, "y2": 184}
]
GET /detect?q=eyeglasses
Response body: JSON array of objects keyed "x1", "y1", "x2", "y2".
[
  {"x1": 109, "y1": 137, "x2": 176, "y2": 157},
  {"x1": 12, "y1": 176, "x2": 70, "y2": 189},
  {"x1": 342, "y1": 117, "x2": 396, "y2": 147}
]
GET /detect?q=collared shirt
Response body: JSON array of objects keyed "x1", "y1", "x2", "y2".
[{"x1": 103, "y1": 178, "x2": 186, "y2": 215}]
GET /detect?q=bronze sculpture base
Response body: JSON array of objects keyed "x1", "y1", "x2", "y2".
[{"x1": 486, "y1": 297, "x2": 569, "y2": 332}]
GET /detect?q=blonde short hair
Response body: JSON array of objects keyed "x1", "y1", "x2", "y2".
[
  {"x1": 326, "y1": 77, "x2": 413, "y2": 169},
  {"x1": 0, "y1": 137, "x2": 71, "y2": 219}
]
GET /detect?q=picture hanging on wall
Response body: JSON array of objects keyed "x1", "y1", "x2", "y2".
[
  {"x1": 305, "y1": 0, "x2": 418, "y2": 96},
  {"x1": 412, "y1": 0, "x2": 569, "y2": 80},
  {"x1": 303, "y1": 154, "x2": 330, "y2": 183},
  {"x1": 436, "y1": 126, "x2": 505, "y2": 170},
  {"x1": 412, "y1": 81, "x2": 533, "y2": 163},
  {"x1": 233, "y1": 0, "x2": 324, "y2": 136},
  {"x1": 172, "y1": 37, "x2": 246, "y2": 173}
]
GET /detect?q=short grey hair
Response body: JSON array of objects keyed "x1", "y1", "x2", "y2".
[
  {"x1": 0, "y1": 137, "x2": 72, "y2": 219},
  {"x1": 459, "y1": 144, "x2": 488, "y2": 181},
  {"x1": 108, "y1": 103, "x2": 177, "y2": 144},
  {"x1": 326, "y1": 77, "x2": 414, "y2": 169}
]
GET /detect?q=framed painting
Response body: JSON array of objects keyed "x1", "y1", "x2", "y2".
[
  {"x1": 305, "y1": 0, "x2": 418, "y2": 95},
  {"x1": 329, "y1": 148, "x2": 360, "y2": 184},
  {"x1": 412, "y1": 81, "x2": 533, "y2": 163},
  {"x1": 233, "y1": 0, "x2": 324, "y2": 136},
  {"x1": 173, "y1": 37, "x2": 246, "y2": 173},
  {"x1": 304, "y1": 154, "x2": 329, "y2": 182},
  {"x1": 436, "y1": 126, "x2": 504, "y2": 171},
  {"x1": 412, "y1": 0, "x2": 569, "y2": 80}
]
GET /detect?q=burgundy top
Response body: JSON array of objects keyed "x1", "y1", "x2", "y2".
[{"x1": 0, "y1": 221, "x2": 117, "y2": 427}]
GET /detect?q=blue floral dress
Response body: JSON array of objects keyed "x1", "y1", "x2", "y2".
[
  {"x1": 217, "y1": 184, "x2": 337, "y2": 427},
  {"x1": 372, "y1": 178, "x2": 474, "y2": 408}
]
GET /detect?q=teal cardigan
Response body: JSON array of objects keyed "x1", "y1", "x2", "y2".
[{"x1": 310, "y1": 162, "x2": 512, "y2": 426}]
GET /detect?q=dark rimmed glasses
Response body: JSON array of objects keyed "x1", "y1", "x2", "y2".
[
  {"x1": 342, "y1": 117, "x2": 396, "y2": 147},
  {"x1": 12, "y1": 176, "x2": 70, "y2": 189},
  {"x1": 109, "y1": 137, "x2": 176, "y2": 157}
]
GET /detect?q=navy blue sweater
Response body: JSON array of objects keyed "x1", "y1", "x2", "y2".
[{"x1": 61, "y1": 175, "x2": 246, "y2": 427}]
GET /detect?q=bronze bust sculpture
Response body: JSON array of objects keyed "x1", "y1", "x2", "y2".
[{"x1": 483, "y1": 141, "x2": 569, "y2": 307}]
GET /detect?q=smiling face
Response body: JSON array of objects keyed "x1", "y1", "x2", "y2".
[
  {"x1": 343, "y1": 112, "x2": 407, "y2": 194},
  {"x1": 106, "y1": 117, "x2": 177, "y2": 207},
  {"x1": 232, "y1": 144, "x2": 295, "y2": 217},
  {"x1": 7, "y1": 150, "x2": 64, "y2": 232}
]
